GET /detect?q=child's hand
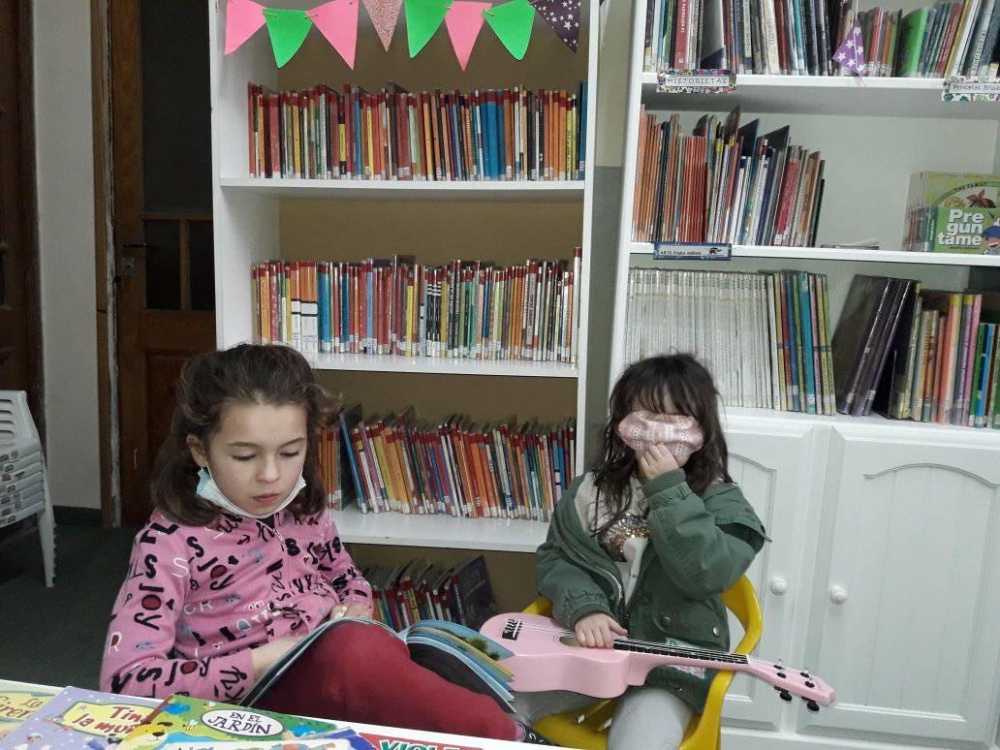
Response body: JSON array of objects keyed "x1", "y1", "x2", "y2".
[
  {"x1": 329, "y1": 601, "x2": 372, "y2": 620},
  {"x1": 638, "y1": 443, "x2": 680, "y2": 483},
  {"x1": 251, "y1": 635, "x2": 304, "y2": 680},
  {"x1": 574, "y1": 613, "x2": 628, "y2": 648}
]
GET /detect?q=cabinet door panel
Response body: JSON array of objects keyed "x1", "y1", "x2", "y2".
[
  {"x1": 802, "y1": 428, "x2": 1000, "y2": 745},
  {"x1": 723, "y1": 423, "x2": 822, "y2": 731}
]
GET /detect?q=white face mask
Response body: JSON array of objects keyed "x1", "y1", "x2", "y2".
[{"x1": 196, "y1": 467, "x2": 306, "y2": 519}]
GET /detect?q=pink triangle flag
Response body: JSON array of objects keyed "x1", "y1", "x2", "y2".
[
  {"x1": 309, "y1": 0, "x2": 360, "y2": 68},
  {"x1": 363, "y1": 0, "x2": 404, "y2": 51},
  {"x1": 445, "y1": 1, "x2": 490, "y2": 69},
  {"x1": 225, "y1": 0, "x2": 267, "y2": 54}
]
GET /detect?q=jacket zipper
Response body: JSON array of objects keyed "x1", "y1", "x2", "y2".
[{"x1": 556, "y1": 525, "x2": 628, "y2": 624}]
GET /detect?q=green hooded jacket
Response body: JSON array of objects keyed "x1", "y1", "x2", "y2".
[{"x1": 536, "y1": 469, "x2": 767, "y2": 711}]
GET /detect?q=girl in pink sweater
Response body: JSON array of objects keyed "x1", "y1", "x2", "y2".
[{"x1": 100, "y1": 344, "x2": 547, "y2": 743}]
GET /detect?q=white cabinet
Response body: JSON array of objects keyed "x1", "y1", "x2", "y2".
[
  {"x1": 725, "y1": 418, "x2": 826, "y2": 731},
  {"x1": 802, "y1": 424, "x2": 1000, "y2": 747}
]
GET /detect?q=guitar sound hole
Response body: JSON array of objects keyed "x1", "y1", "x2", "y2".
[{"x1": 560, "y1": 635, "x2": 582, "y2": 648}]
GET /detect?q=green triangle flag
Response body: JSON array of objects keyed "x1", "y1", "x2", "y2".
[
  {"x1": 263, "y1": 8, "x2": 313, "y2": 67},
  {"x1": 484, "y1": 0, "x2": 534, "y2": 60},
  {"x1": 405, "y1": 0, "x2": 449, "y2": 57}
]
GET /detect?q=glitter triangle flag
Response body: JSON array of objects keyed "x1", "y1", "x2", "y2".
[
  {"x1": 484, "y1": 0, "x2": 535, "y2": 60},
  {"x1": 364, "y1": 0, "x2": 404, "y2": 50},
  {"x1": 309, "y1": 0, "x2": 360, "y2": 68},
  {"x1": 833, "y1": 19, "x2": 866, "y2": 75},
  {"x1": 445, "y1": 1, "x2": 490, "y2": 69},
  {"x1": 225, "y1": 0, "x2": 267, "y2": 54},
  {"x1": 529, "y1": 0, "x2": 581, "y2": 52}
]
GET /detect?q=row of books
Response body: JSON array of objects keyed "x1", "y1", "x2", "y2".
[
  {"x1": 633, "y1": 107, "x2": 824, "y2": 248},
  {"x1": 623, "y1": 268, "x2": 837, "y2": 414},
  {"x1": 329, "y1": 405, "x2": 575, "y2": 522},
  {"x1": 365, "y1": 554, "x2": 497, "y2": 633},
  {"x1": 854, "y1": 278, "x2": 1000, "y2": 427},
  {"x1": 904, "y1": 171, "x2": 1000, "y2": 254},
  {"x1": 247, "y1": 82, "x2": 588, "y2": 182},
  {"x1": 642, "y1": 0, "x2": 1000, "y2": 78},
  {"x1": 251, "y1": 252, "x2": 582, "y2": 363}
]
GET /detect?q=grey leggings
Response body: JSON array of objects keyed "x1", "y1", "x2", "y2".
[{"x1": 511, "y1": 685, "x2": 693, "y2": 750}]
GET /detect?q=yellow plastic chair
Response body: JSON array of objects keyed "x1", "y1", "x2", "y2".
[{"x1": 526, "y1": 575, "x2": 762, "y2": 750}]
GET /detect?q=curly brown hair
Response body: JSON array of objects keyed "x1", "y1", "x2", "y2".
[
  {"x1": 590, "y1": 353, "x2": 731, "y2": 534},
  {"x1": 150, "y1": 344, "x2": 340, "y2": 526}
]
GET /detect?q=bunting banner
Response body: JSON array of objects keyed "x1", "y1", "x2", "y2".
[
  {"x1": 405, "y1": 0, "x2": 450, "y2": 57},
  {"x1": 263, "y1": 8, "x2": 313, "y2": 67},
  {"x1": 224, "y1": 0, "x2": 579, "y2": 67},
  {"x1": 529, "y1": 0, "x2": 581, "y2": 51},
  {"x1": 364, "y1": 0, "x2": 403, "y2": 50},
  {"x1": 445, "y1": 1, "x2": 490, "y2": 69},
  {"x1": 224, "y1": 0, "x2": 266, "y2": 54},
  {"x1": 483, "y1": 0, "x2": 535, "y2": 60},
  {"x1": 309, "y1": 0, "x2": 360, "y2": 68}
]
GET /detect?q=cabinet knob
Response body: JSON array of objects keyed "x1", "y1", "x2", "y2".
[
  {"x1": 769, "y1": 577, "x2": 788, "y2": 596},
  {"x1": 829, "y1": 586, "x2": 849, "y2": 604}
]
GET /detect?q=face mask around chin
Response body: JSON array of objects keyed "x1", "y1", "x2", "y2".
[{"x1": 195, "y1": 467, "x2": 307, "y2": 519}]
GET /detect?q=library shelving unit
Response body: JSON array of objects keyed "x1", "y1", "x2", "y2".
[
  {"x1": 208, "y1": 2, "x2": 600, "y2": 559},
  {"x1": 601, "y1": 2, "x2": 1000, "y2": 749}
]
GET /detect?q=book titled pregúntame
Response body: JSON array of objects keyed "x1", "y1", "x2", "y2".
[{"x1": 904, "y1": 172, "x2": 1000, "y2": 254}]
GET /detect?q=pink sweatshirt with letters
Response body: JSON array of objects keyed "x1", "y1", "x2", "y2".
[{"x1": 99, "y1": 507, "x2": 372, "y2": 703}]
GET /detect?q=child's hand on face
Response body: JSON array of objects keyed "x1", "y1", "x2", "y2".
[
  {"x1": 574, "y1": 612, "x2": 628, "y2": 648},
  {"x1": 637, "y1": 442, "x2": 680, "y2": 483}
]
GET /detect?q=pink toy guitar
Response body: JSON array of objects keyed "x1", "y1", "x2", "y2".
[{"x1": 480, "y1": 613, "x2": 835, "y2": 711}]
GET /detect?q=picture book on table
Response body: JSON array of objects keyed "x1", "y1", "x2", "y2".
[
  {"x1": 240, "y1": 617, "x2": 514, "y2": 712},
  {"x1": 0, "y1": 680, "x2": 61, "y2": 739},
  {"x1": 0, "y1": 685, "x2": 158, "y2": 748},
  {"x1": 905, "y1": 172, "x2": 1000, "y2": 254},
  {"x1": 117, "y1": 694, "x2": 371, "y2": 750},
  {"x1": 358, "y1": 731, "x2": 483, "y2": 750}
]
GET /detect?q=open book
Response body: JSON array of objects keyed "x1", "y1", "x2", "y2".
[{"x1": 240, "y1": 618, "x2": 515, "y2": 711}]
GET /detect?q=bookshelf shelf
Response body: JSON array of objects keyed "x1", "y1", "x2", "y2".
[
  {"x1": 630, "y1": 243, "x2": 1000, "y2": 266},
  {"x1": 639, "y1": 73, "x2": 997, "y2": 119},
  {"x1": 220, "y1": 178, "x2": 587, "y2": 202},
  {"x1": 302, "y1": 353, "x2": 578, "y2": 378},
  {"x1": 329, "y1": 505, "x2": 547, "y2": 553}
]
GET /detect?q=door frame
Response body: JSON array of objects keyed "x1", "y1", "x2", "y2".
[
  {"x1": 4, "y1": 0, "x2": 43, "y2": 428},
  {"x1": 91, "y1": 0, "x2": 119, "y2": 526}
]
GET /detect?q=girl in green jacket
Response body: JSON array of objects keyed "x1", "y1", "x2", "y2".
[{"x1": 515, "y1": 354, "x2": 767, "y2": 749}]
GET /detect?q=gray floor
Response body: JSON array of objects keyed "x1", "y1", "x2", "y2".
[{"x1": 0, "y1": 521, "x2": 136, "y2": 689}]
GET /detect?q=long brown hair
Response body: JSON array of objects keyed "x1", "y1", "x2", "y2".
[
  {"x1": 150, "y1": 344, "x2": 340, "y2": 526},
  {"x1": 590, "y1": 353, "x2": 730, "y2": 533}
]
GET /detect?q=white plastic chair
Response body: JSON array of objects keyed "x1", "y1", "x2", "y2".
[{"x1": 0, "y1": 391, "x2": 55, "y2": 586}]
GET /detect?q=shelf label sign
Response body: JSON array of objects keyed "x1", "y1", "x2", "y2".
[
  {"x1": 942, "y1": 76, "x2": 1000, "y2": 102},
  {"x1": 656, "y1": 69, "x2": 736, "y2": 94},
  {"x1": 652, "y1": 242, "x2": 732, "y2": 260}
]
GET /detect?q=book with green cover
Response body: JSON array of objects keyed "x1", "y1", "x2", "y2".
[
  {"x1": 117, "y1": 695, "x2": 370, "y2": 750},
  {"x1": 898, "y1": 8, "x2": 931, "y2": 75}
]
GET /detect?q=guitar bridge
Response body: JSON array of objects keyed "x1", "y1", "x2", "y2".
[{"x1": 500, "y1": 618, "x2": 522, "y2": 641}]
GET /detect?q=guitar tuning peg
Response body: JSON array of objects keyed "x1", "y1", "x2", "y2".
[
  {"x1": 779, "y1": 690, "x2": 792, "y2": 702},
  {"x1": 806, "y1": 700, "x2": 820, "y2": 712}
]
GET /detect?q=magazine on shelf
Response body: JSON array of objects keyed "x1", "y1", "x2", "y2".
[{"x1": 240, "y1": 618, "x2": 514, "y2": 712}]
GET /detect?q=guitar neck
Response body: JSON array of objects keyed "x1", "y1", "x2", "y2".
[{"x1": 612, "y1": 638, "x2": 750, "y2": 669}]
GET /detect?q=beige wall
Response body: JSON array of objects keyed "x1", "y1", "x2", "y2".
[{"x1": 33, "y1": 0, "x2": 101, "y2": 511}]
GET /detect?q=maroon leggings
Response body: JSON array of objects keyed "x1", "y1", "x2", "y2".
[{"x1": 254, "y1": 622, "x2": 518, "y2": 741}]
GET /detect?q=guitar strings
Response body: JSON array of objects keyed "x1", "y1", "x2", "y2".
[{"x1": 505, "y1": 619, "x2": 750, "y2": 665}]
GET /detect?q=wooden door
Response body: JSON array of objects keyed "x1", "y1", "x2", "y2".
[
  {"x1": 109, "y1": 1, "x2": 215, "y2": 525},
  {"x1": 0, "y1": 0, "x2": 41, "y2": 412}
]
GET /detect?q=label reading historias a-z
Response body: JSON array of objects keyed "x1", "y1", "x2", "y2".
[
  {"x1": 656, "y1": 69, "x2": 736, "y2": 94},
  {"x1": 653, "y1": 242, "x2": 733, "y2": 260}
]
